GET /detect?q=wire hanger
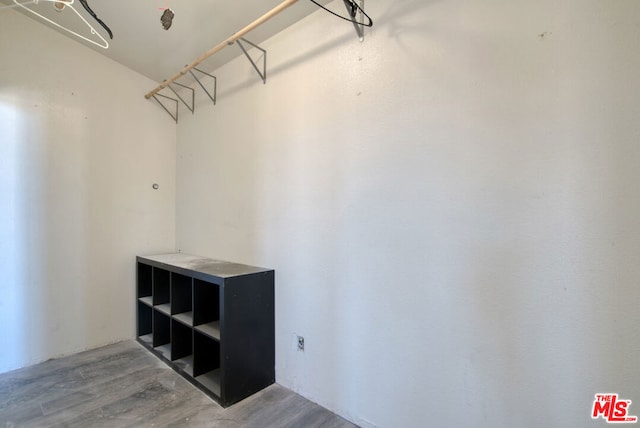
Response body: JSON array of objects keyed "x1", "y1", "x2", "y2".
[
  {"x1": 11, "y1": 0, "x2": 110, "y2": 49},
  {"x1": 0, "y1": 0, "x2": 34, "y2": 10},
  {"x1": 308, "y1": 0, "x2": 373, "y2": 28},
  {"x1": 77, "y1": 0, "x2": 113, "y2": 40}
]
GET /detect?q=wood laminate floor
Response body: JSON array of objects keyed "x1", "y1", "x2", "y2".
[{"x1": 0, "y1": 341, "x2": 356, "y2": 428}]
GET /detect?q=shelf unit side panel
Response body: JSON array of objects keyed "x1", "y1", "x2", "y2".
[{"x1": 221, "y1": 271, "x2": 275, "y2": 406}]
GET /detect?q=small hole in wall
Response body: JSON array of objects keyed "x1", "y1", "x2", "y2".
[{"x1": 152, "y1": 183, "x2": 159, "y2": 190}]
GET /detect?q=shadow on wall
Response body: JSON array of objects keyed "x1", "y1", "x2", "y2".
[
  {"x1": 212, "y1": 0, "x2": 441, "y2": 104},
  {"x1": 379, "y1": 0, "x2": 442, "y2": 39}
]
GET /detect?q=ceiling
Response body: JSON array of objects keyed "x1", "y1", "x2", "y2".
[{"x1": 1, "y1": 0, "x2": 331, "y2": 83}]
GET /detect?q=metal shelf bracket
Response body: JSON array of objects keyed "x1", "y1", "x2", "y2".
[
  {"x1": 189, "y1": 67, "x2": 217, "y2": 106},
  {"x1": 168, "y1": 81, "x2": 195, "y2": 114},
  {"x1": 152, "y1": 92, "x2": 178, "y2": 123},
  {"x1": 236, "y1": 38, "x2": 267, "y2": 84}
]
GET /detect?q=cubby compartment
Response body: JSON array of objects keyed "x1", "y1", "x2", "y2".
[
  {"x1": 137, "y1": 263, "x2": 153, "y2": 306},
  {"x1": 171, "y1": 319, "x2": 193, "y2": 376},
  {"x1": 137, "y1": 301, "x2": 152, "y2": 347},
  {"x1": 194, "y1": 331, "x2": 221, "y2": 396},
  {"x1": 171, "y1": 272, "x2": 193, "y2": 325},
  {"x1": 153, "y1": 268, "x2": 171, "y2": 315},
  {"x1": 193, "y1": 279, "x2": 220, "y2": 340},
  {"x1": 153, "y1": 310, "x2": 171, "y2": 359}
]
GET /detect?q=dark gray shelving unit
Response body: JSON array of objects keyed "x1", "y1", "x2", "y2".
[{"x1": 136, "y1": 253, "x2": 275, "y2": 407}]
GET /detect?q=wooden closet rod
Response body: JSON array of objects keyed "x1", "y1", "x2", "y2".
[{"x1": 145, "y1": 0, "x2": 299, "y2": 99}]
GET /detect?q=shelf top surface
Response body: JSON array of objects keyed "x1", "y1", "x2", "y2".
[{"x1": 138, "y1": 253, "x2": 272, "y2": 279}]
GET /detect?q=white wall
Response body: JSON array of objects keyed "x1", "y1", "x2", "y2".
[
  {"x1": 0, "y1": 10, "x2": 176, "y2": 373},
  {"x1": 176, "y1": 1, "x2": 640, "y2": 427}
]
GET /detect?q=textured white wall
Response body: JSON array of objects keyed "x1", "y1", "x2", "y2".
[
  {"x1": 0, "y1": 10, "x2": 176, "y2": 373},
  {"x1": 176, "y1": 0, "x2": 640, "y2": 427}
]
